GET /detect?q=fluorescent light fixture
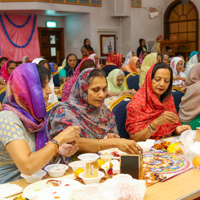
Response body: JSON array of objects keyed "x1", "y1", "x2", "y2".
[{"x1": 46, "y1": 21, "x2": 57, "y2": 28}]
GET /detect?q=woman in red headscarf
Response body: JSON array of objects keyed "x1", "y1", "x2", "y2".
[
  {"x1": 0, "y1": 60, "x2": 16, "y2": 90},
  {"x1": 126, "y1": 62, "x2": 191, "y2": 141}
]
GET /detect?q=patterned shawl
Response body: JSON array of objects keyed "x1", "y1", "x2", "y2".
[
  {"x1": 0, "y1": 61, "x2": 10, "y2": 83},
  {"x1": 126, "y1": 64, "x2": 181, "y2": 139},
  {"x1": 61, "y1": 58, "x2": 92, "y2": 102},
  {"x1": 122, "y1": 56, "x2": 140, "y2": 73},
  {"x1": 49, "y1": 68, "x2": 117, "y2": 139},
  {"x1": 106, "y1": 52, "x2": 122, "y2": 68},
  {"x1": 179, "y1": 63, "x2": 200, "y2": 122},
  {"x1": 1, "y1": 63, "x2": 48, "y2": 150}
]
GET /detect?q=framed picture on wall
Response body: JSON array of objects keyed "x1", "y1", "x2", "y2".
[
  {"x1": 100, "y1": 35, "x2": 116, "y2": 57},
  {"x1": 91, "y1": 0, "x2": 102, "y2": 6},
  {"x1": 131, "y1": 0, "x2": 142, "y2": 8},
  {"x1": 79, "y1": 0, "x2": 90, "y2": 5}
]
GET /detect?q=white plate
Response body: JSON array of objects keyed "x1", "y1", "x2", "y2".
[
  {"x1": 78, "y1": 153, "x2": 99, "y2": 162},
  {"x1": 98, "y1": 148, "x2": 126, "y2": 159},
  {"x1": 23, "y1": 178, "x2": 82, "y2": 200}
]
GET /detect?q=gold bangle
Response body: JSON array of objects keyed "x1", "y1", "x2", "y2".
[{"x1": 97, "y1": 139, "x2": 101, "y2": 151}]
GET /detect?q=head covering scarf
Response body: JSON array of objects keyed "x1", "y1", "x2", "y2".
[
  {"x1": 1, "y1": 63, "x2": 48, "y2": 150},
  {"x1": 107, "y1": 69, "x2": 128, "y2": 92},
  {"x1": 122, "y1": 52, "x2": 133, "y2": 67},
  {"x1": 122, "y1": 56, "x2": 140, "y2": 73},
  {"x1": 189, "y1": 51, "x2": 199, "y2": 60},
  {"x1": 0, "y1": 61, "x2": 11, "y2": 83},
  {"x1": 50, "y1": 62, "x2": 57, "y2": 72},
  {"x1": 170, "y1": 57, "x2": 186, "y2": 85},
  {"x1": 126, "y1": 64, "x2": 181, "y2": 139},
  {"x1": 88, "y1": 54, "x2": 100, "y2": 68},
  {"x1": 139, "y1": 53, "x2": 157, "y2": 87},
  {"x1": 106, "y1": 52, "x2": 122, "y2": 68},
  {"x1": 83, "y1": 38, "x2": 94, "y2": 51},
  {"x1": 22, "y1": 56, "x2": 29, "y2": 63},
  {"x1": 64, "y1": 54, "x2": 78, "y2": 78},
  {"x1": 61, "y1": 58, "x2": 92, "y2": 102},
  {"x1": 179, "y1": 64, "x2": 200, "y2": 122},
  {"x1": 32, "y1": 58, "x2": 45, "y2": 65},
  {"x1": 139, "y1": 51, "x2": 144, "y2": 64},
  {"x1": 49, "y1": 68, "x2": 117, "y2": 139},
  {"x1": 184, "y1": 54, "x2": 199, "y2": 77}
]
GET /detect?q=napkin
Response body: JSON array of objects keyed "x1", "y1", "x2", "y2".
[
  {"x1": 189, "y1": 142, "x2": 200, "y2": 155},
  {"x1": 0, "y1": 183, "x2": 23, "y2": 198}
]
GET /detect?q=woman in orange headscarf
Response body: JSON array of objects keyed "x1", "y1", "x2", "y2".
[{"x1": 122, "y1": 56, "x2": 141, "y2": 74}]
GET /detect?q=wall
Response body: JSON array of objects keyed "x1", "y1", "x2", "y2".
[
  {"x1": 37, "y1": 15, "x2": 65, "y2": 28},
  {"x1": 130, "y1": 0, "x2": 164, "y2": 54}
]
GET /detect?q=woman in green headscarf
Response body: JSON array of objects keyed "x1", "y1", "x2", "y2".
[
  {"x1": 139, "y1": 53, "x2": 160, "y2": 88},
  {"x1": 107, "y1": 69, "x2": 136, "y2": 97}
]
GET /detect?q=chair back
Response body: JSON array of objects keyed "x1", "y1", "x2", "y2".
[
  {"x1": 171, "y1": 90, "x2": 185, "y2": 113},
  {"x1": 109, "y1": 94, "x2": 132, "y2": 139},
  {"x1": 0, "y1": 88, "x2": 6, "y2": 104},
  {"x1": 125, "y1": 72, "x2": 140, "y2": 91},
  {"x1": 60, "y1": 83, "x2": 65, "y2": 97},
  {"x1": 46, "y1": 101, "x2": 59, "y2": 118},
  {"x1": 53, "y1": 72, "x2": 60, "y2": 87}
]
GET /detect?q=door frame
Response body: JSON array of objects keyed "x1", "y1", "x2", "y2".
[{"x1": 38, "y1": 27, "x2": 64, "y2": 64}]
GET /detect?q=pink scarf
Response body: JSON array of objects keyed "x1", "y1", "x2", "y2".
[{"x1": 0, "y1": 61, "x2": 10, "y2": 82}]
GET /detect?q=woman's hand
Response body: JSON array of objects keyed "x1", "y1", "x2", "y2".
[
  {"x1": 58, "y1": 142, "x2": 79, "y2": 157},
  {"x1": 152, "y1": 111, "x2": 178, "y2": 128},
  {"x1": 56, "y1": 126, "x2": 80, "y2": 145},
  {"x1": 104, "y1": 133, "x2": 120, "y2": 139},
  {"x1": 115, "y1": 138, "x2": 142, "y2": 154},
  {"x1": 175, "y1": 125, "x2": 191, "y2": 134}
]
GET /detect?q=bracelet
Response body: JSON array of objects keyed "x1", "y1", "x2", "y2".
[
  {"x1": 46, "y1": 140, "x2": 59, "y2": 156},
  {"x1": 149, "y1": 123, "x2": 156, "y2": 131},
  {"x1": 97, "y1": 139, "x2": 102, "y2": 151},
  {"x1": 148, "y1": 124, "x2": 156, "y2": 133}
]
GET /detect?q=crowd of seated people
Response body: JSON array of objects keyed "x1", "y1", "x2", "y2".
[{"x1": 0, "y1": 38, "x2": 200, "y2": 184}]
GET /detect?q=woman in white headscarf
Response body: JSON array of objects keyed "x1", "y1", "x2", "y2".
[
  {"x1": 22, "y1": 56, "x2": 29, "y2": 63},
  {"x1": 184, "y1": 54, "x2": 199, "y2": 77},
  {"x1": 170, "y1": 57, "x2": 186, "y2": 86},
  {"x1": 122, "y1": 52, "x2": 133, "y2": 68},
  {"x1": 32, "y1": 58, "x2": 58, "y2": 104},
  {"x1": 88, "y1": 54, "x2": 101, "y2": 69}
]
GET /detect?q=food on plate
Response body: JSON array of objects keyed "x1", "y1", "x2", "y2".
[
  {"x1": 192, "y1": 156, "x2": 200, "y2": 168},
  {"x1": 13, "y1": 195, "x2": 28, "y2": 200},
  {"x1": 111, "y1": 151, "x2": 120, "y2": 157},
  {"x1": 46, "y1": 179, "x2": 62, "y2": 187},
  {"x1": 143, "y1": 172, "x2": 166, "y2": 187},
  {"x1": 153, "y1": 141, "x2": 171, "y2": 151},
  {"x1": 97, "y1": 159, "x2": 105, "y2": 169},
  {"x1": 167, "y1": 143, "x2": 183, "y2": 154},
  {"x1": 74, "y1": 168, "x2": 84, "y2": 178}
]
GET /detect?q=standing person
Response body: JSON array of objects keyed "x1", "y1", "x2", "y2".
[
  {"x1": 0, "y1": 63, "x2": 79, "y2": 183},
  {"x1": 59, "y1": 54, "x2": 78, "y2": 84},
  {"x1": 137, "y1": 39, "x2": 147, "y2": 57},
  {"x1": 81, "y1": 38, "x2": 95, "y2": 60}
]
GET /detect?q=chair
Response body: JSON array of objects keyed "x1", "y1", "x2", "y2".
[
  {"x1": 109, "y1": 94, "x2": 133, "y2": 139},
  {"x1": 125, "y1": 72, "x2": 140, "y2": 91},
  {"x1": 0, "y1": 88, "x2": 6, "y2": 104},
  {"x1": 60, "y1": 83, "x2": 65, "y2": 97},
  {"x1": 53, "y1": 72, "x2": 60, "y2": 87},
  {"x1": 171, "y1": 90, "x2": 185, "y2": 113}
]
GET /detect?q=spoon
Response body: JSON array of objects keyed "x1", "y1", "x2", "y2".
[{"x1": 50, "y1": 158, "x2": 65, "y2": 172}]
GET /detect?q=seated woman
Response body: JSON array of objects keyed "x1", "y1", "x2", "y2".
[
  {"x1": 139, "y1": 53, "x2": 159, "y2": 87},
  {"x1": 61, "y1": 58, "x2": 96, "y2": 102},
  {"x1": 179, "y1": 64, "x2": 200, "y2": 129},
  {"x1": 22, "y1": 56, "x2": 29, "y2": 63},
  {"x1": 88, "y1": 54, "x2": 102, "y2": 70},
  {"x1": 50, "y1": 62, "x2": 59, "y2": 75},
  {"x1": 122, "y1": 52, "x2": 133, "y2": 68},
  {"x1": 0, "y1": 57, "x2": 8, "y2": 70},
  {"x1": 81, "y1": 38, "x2": 95, "y2": 60},
  {"x1": 139, "y1": 51, "x2": 147, "y2": 65},
  {"x1": 49, "y1": 68, "x2": 141, "y2": 160},
  {"x1": 32, "y1": 58, "x2": 58, "y2": 105},
  {"x1": 0, "y1": 63, "x2": 79, "y2": 183},
  {"x1": 126, "y1": 63, "x2": 191, "y2": 141},
  {"x1": 122, "y1": 56, "x2": 140, "y2": 73},
  {"x1": 102, "y1": 52, "x2": 123, "y2": 76},
  {"x1": 0, "y1": 60, "x2": 16, "y2": 90},
  {"x1": 162, "y1": 55, "x2": 169, "y2": 65},
  {"x1": 59, "y1": 54, "x2": 78, "y2": 85},
  {"x1": 107, "y1": 69, "x2": 136, "y2": 97},
  {"x1": 170, "y1": 57, "x2": 186, "y2": 86}
]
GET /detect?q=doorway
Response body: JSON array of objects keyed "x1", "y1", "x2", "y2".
[{"x1": 38, "y1": 27, "x2": 64, "y2": 66}]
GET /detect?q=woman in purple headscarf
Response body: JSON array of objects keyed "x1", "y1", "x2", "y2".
[{"x1": 0, "y1": 63, "x2": 79, "y2": 183}]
